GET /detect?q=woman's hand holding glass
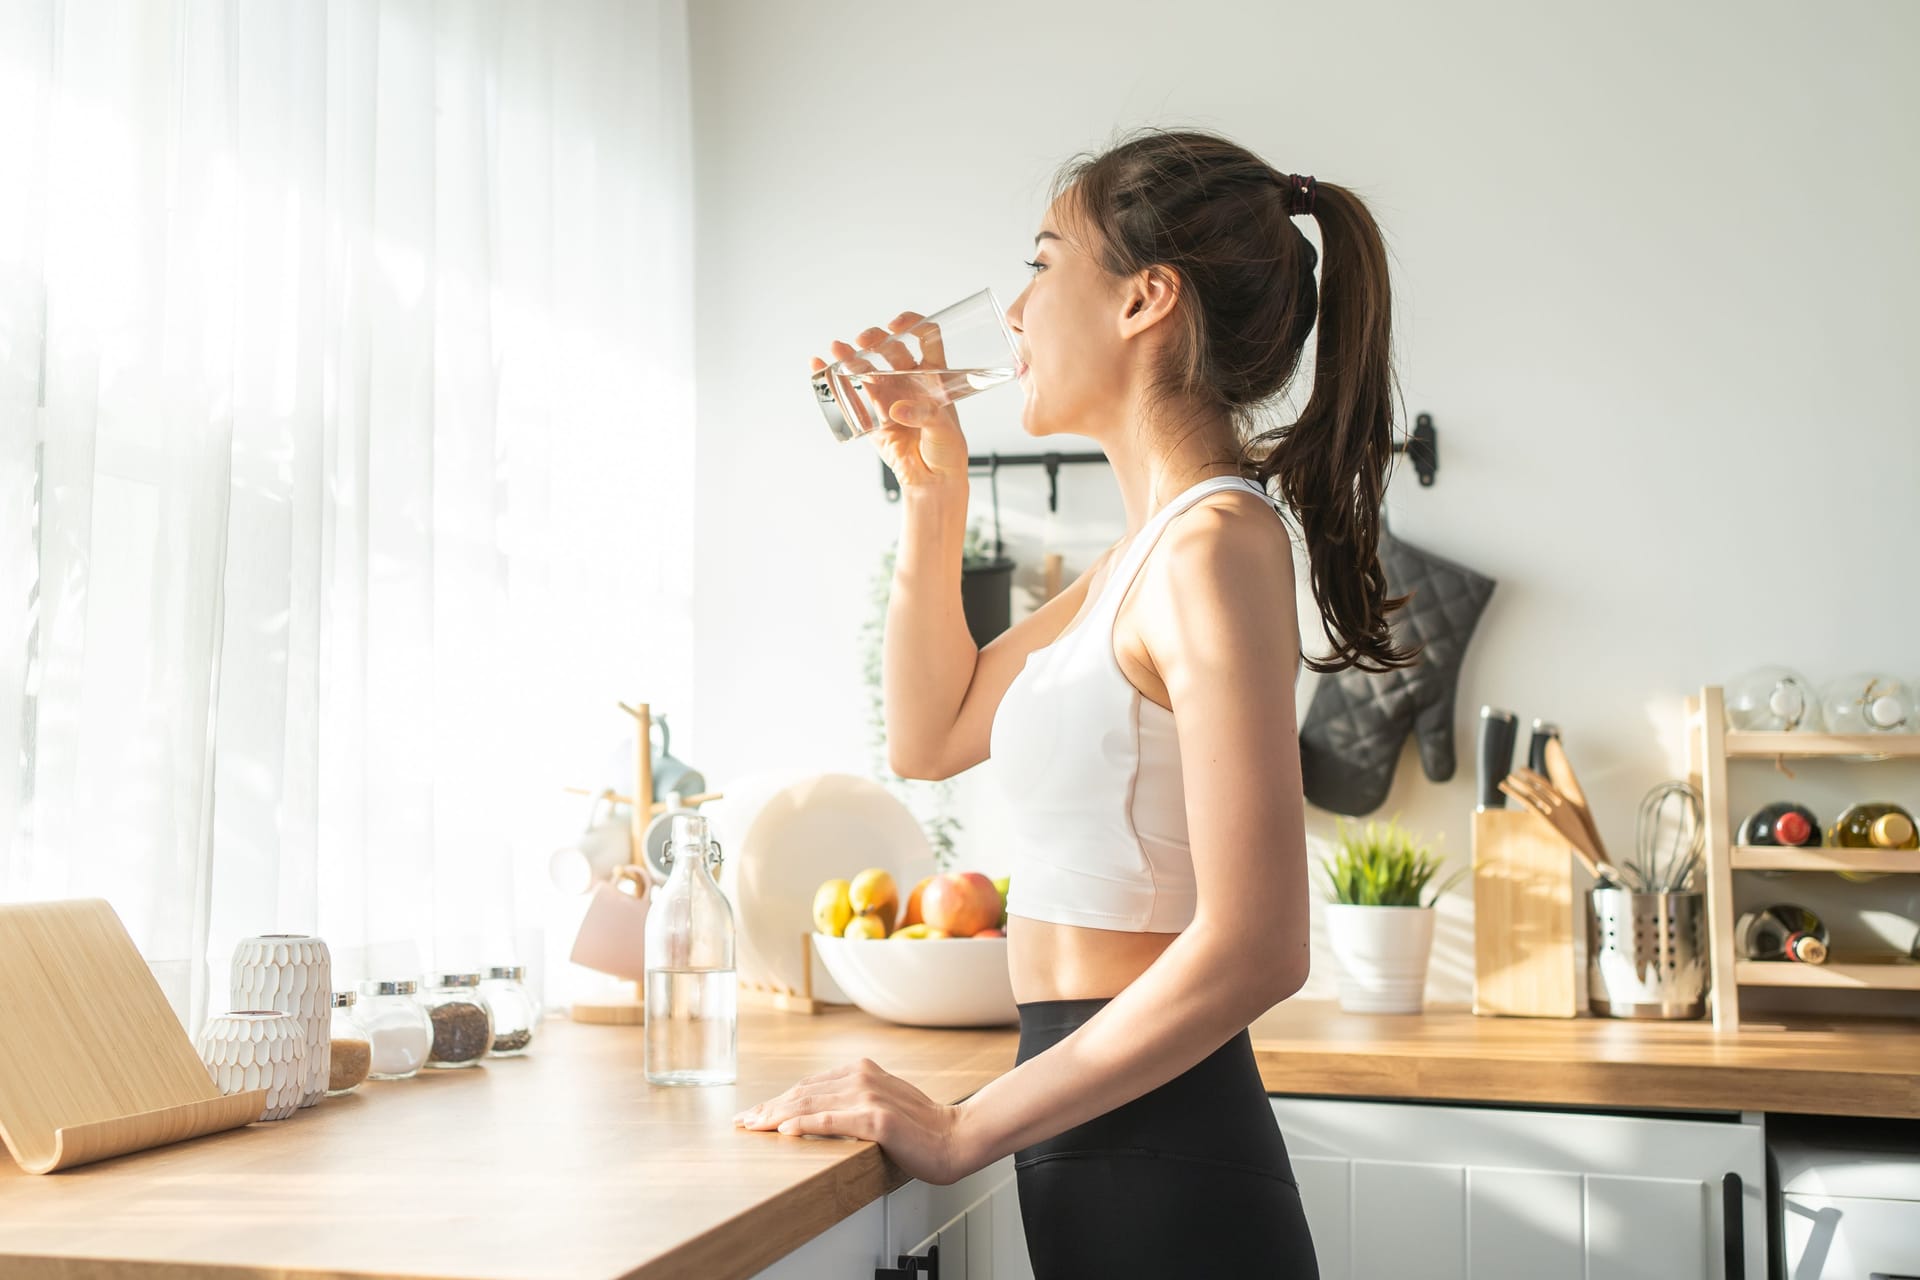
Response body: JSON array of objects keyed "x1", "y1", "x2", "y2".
[{"x1": 810, "y1": 310, "x2": 971, "y2": 493}]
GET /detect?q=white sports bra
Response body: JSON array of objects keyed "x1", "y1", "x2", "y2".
[{"x1": 987, "y1": 474, "x2": 1297, "y2": 933}]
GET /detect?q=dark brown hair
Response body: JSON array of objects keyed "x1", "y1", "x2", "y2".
[{"x1": 1049, "y1": 127, "x2": 1420, "y2": 674}]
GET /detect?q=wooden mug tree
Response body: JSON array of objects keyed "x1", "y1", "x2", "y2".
[{"x1": 566, "y1": 700, "x2": 733, "y2": 1025}]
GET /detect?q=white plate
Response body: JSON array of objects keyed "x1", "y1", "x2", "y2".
[{"x1": 708, "y1": 771, "x2": 934, "y2": 1001}]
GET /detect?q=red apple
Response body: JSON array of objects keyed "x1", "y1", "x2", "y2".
[
  {"x1": 923, "y1": 871, "x2": 1001, "y2": 937},
  {"x1": 974, "y1": 927, "x2": 1005, "y2": 938}
]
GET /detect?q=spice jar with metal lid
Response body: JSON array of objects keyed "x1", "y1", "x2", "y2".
[
  {"x1": 326, "y1": 990, "x2": 373, "y2": 1095},
  {"x1": 417, "y1": 972, "x2": 493, "y2": 1068},
  {"x1": 478, "y1": 965, "x2": 540, "y2": 1057},
  {"x1": 353, "y1": 979, "x2": 433, "y2": 1080}
]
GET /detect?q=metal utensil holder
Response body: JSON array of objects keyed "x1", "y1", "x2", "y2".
[{"x1": 1586, "y1": 887, "x2": 1708, "y2": 1019}]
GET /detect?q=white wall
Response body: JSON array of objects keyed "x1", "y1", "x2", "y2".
[{"x1": 687, "y1": 0, "x2": 1920, "y2": 1012}]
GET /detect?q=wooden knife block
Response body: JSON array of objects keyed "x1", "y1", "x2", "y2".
[{"x1": 1472, "y1": 807, "x2": 1583, "y2": 1018}]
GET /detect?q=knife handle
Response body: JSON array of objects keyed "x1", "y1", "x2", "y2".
[{"x1": 1477, "y1": 707, "x2": 1518, "y2": 809}]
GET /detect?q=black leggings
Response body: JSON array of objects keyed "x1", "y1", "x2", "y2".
[{"x1": 1013, "y1": 997, "x2": 1320, "y2": 1279}]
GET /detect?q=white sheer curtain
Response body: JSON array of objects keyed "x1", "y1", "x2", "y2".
[{"x1": 0, "y1": 0, "x2": 694, "y2": 1035}]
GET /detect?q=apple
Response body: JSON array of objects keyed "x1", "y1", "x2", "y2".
[
  {"x1": 922, "y1": 871, "x2": 1002, "y2": 937},
  {"x1": 956, "y1": 871, "x2": 1002, "y2": 929},
  {"x1": 974, "y1": 927, "x2": 1004, "y2": 938}
]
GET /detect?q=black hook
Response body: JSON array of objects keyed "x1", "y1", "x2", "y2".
[
  {"x1": 876, "y1": 414, "x2": 1438, "y2": 499},
  {"x1": 1405, "y1": 413, "x2": 1438, "y2": 486}
]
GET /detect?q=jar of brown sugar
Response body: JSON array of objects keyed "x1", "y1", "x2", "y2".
[{"x1": 326, "y1": 990, "x2": 372, "y2": 1095}]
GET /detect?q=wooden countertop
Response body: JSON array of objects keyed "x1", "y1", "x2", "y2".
[
  {"x1": 1, "y1": 999, "x2": 1913, "y2": 1279},
  {"x1": 0, "y1": 1004, "x2": 1015, "y2": 1280},
  {"x1": 1246, "y1": 999, "x2": 1918, "y2": 1119}
]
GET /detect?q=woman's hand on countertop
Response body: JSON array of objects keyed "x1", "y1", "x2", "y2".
[{"x1": 733, "y1": 1056, "x2": 976, "y2": 1186}]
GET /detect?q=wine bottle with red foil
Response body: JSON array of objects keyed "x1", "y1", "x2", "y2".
[
  {"x1": 1736, "y1": 905, "x2": 1828, "y2": 964},
  {"x1": 1737, "y1": 802, "x2": 1821, "y2": 847}
]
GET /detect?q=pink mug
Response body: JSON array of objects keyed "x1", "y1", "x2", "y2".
[{"x1": 568, "y1": 866, "x2": 650, "y2": 981}]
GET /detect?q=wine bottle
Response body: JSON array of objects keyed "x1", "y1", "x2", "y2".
[
  {"x1": 1737, "y1": 801, "x2": 1821, "y2": 847},
  {"x1": 1828, "y1": 802, "x2": 1919, "y2": 850},
  {"x1": 1736, "y1": 905, "x2": 1829, "y2": 964}
]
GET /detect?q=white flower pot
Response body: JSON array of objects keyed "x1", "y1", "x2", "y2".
[
  {"x1": 231, "y1": 934, "x2": 332, "y2": 1109},
  {"x1": 197, "y1": 1011, "x2": 307, "y2": 1121},
  {"x1": 1324, "y1": 903, "x2": 1436, "y2": 1014}
]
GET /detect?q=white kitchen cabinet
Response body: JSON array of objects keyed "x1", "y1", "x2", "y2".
[
  {"x1": 749, "y1": 1154, "x2": 1031, "y2": 1280},
  {"x1": 890, "y1": 1154, "x2": 1032, "y2": 1280},
  {"x1": 1271, "y1": 1096, "x2": 1765, "y2": 1280},
  {"x1": 749, "y1": 1198, "x2": 885, "y2": 1280}
]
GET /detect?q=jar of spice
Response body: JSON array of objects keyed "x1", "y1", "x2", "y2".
[
  {"x1": 353, "y1": 979, "x2": 434, "y2": 1080},
  {"x1": 326, "y1": 990, "x2": 373, "y2": 1095},
  {"x1": 479, "y1": 965, "x2": 540, "y2": 1057},
  {"x1": 417, "y1": 973, "x2": 493, "y2": 1069}
]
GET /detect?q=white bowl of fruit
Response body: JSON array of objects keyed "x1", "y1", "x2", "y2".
[{"x1": 810, "y1": 869, "x2": 1016, "y2": 1027}]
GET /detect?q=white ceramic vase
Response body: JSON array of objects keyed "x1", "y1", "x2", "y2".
[
  {"x1": 231, "y1": 934, "x2": 332, "y2": 1109},
  {"x1": 1324, "y1": 903, "x2": 1436, "y2": 1014},
  {"x1": 197, "y1": 1011, "x2": 307, "y2": 1121}
]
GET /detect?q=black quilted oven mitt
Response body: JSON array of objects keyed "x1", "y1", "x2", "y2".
[{"x1": 1298, "y1": 528, "x2": 1496, "y2": 816}]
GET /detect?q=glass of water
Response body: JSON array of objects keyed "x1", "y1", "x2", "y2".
[{"x1": 810, "y1": 287, "x2": 1020, "y2": 443}]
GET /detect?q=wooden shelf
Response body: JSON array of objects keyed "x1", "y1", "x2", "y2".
[
  {"x1": 1734, "y1": 958, "x2": 1920, "y2": 990},
  {"x1": 1690, "y1": 687, "x2": 1920, "y2": 1030},
  {"x1": 1723, "y1": 730, "x2": 1920, "y2": 759},
  {"x1": 1729, "y1": 845, "x2": 1919, "y2": 874}
]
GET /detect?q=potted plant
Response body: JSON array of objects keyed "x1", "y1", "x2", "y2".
[
  {"x1": 958, "y1": 518, "x2": 1017, "y2": 647},
  {"x1": 1318, "y1": 815, "x2": 1464, "y2": 1014}
]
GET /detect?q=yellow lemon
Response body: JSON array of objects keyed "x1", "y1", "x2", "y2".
[
  {"x1": 848, "y1": 867, "x2": 899, "y2": 929},
  {"x1": 843, "y1": 914, "x2": 888, "y2": 940},
  {"x1": 811, "y1": 878, "x2": 853, "y2": 936}
]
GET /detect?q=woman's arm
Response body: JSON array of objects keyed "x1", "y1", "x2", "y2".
[
  {"x1": 953, "y1": 493, "x2": 1311, "y2": 1169},
  {"x1": 883, "y1": 483, "x2": 1122, "y2": 781},
  {"x1": 881, "y1": 482, "x2": 977, "y2": 776}
]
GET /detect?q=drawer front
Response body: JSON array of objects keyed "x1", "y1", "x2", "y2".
[{"x1": 1783, "y1": 1193, "x2": 1920, "y2": 1280}]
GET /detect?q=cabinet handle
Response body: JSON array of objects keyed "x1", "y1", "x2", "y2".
[
  {"x1": 874, "y1": 1243, "x2": 939, "y2": 1280},
  {"x1": 1721, "y1": 1172, "x2": 1744, "y2": 1279}
]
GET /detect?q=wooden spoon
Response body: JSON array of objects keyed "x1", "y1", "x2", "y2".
[
  {"x1": 1499, "y1": 773, "x2": 1623, "y2": 886},
  {"x1": 1543, "y1": 738, "x2": 1613, "y2": 869}
]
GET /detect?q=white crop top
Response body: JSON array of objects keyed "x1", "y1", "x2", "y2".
[{"x1": 987, "y1": 474, "x2": 1296, "y2": 933}]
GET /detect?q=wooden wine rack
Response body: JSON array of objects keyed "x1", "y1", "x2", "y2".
[{"x1": 1689, "y1": 685, "x2": 1920, "y2": 1031}]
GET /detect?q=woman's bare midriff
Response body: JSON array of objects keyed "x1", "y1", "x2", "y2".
[{"x1": 1007, "y1": 914, "x2": 1180, "y2": 1002}]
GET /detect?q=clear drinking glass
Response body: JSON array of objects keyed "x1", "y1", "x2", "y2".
[{"x1": 810, "y1": 288, "x2": 1019, "y2": 443}]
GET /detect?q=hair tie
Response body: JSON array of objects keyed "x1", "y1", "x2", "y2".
[{"x1": 1282, "y1": 172, "x2": 1317, "y2": 217}]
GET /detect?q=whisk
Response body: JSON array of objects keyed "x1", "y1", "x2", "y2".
[{"x1": 1630, "y1": 780, "x2": 1704, "y2": 893}]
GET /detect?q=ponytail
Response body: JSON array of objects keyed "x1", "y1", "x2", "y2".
[{"x1": 1243, "y1": 178, "x2": 1420, "y2": 675}]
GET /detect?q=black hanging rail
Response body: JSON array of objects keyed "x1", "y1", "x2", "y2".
[{"x1": 879, "y1": 412, "x2": 1439, "y2": 507}]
